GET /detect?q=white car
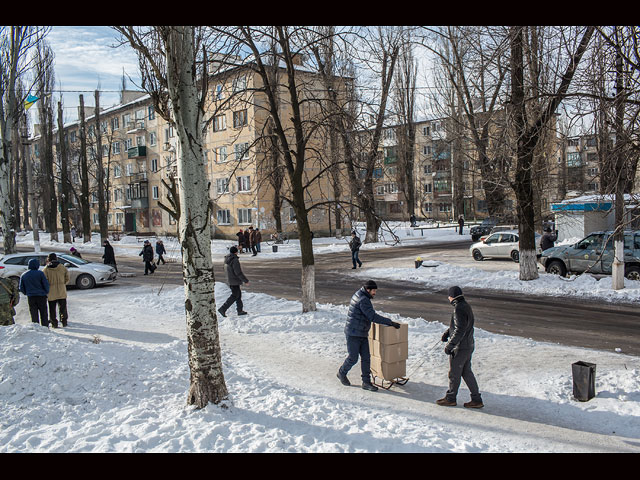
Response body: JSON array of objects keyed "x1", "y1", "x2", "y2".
[
  {"x1": 470, "y1": 230, "x2": 541, "y2": 262},
  {"x1": 0, "y1": 252, "x2": 117, "y2": 289}
]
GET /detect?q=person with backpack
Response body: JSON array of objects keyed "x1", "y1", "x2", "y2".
[
  {"x1": 43, "y1": 253, "x2": 70, "y2": 328},
  {"x1": 337, "y1": 280, "x2": 401, "y2": 392},
  {"x1": 349, "y1": 231, "x2": 363, "y2": 269},
  {"x1": 19, "y1": 258, "x2": 50, "y2": 327}
]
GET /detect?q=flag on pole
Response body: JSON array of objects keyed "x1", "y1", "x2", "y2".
[{"x1": 24, "y1": 95, "x2": 40, "y2": 111}]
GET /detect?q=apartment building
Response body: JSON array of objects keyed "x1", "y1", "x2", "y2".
[{"x1": 32, "y1": 59, "x2": 351, "y2": 239}]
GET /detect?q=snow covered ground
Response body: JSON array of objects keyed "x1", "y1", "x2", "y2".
[{"x1": 2, "y1": 224, "x2": 639, "y2": 452}]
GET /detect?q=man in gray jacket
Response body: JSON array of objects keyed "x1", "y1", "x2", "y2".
[
  {"x1": 437, "y1": 286, "x2": 484, "y2": 408},
  {"x1": 218, "y1": 246, "x2": 249, "y2": 317}
]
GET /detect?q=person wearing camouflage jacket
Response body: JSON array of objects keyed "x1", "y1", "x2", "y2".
[{"x1": 0, "y1": 277, "x2": 20, "y2": 326}]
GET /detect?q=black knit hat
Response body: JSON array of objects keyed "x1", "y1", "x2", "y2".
[
  {"x1": 364, "y1": 280, "x2": 378, "y2": 290},
  {"x1": 229, "y1": 246, "x2": 238, "y2": 254},
  {"x1": 448, "y1": 286, "x2": 463, "y2": 298}
]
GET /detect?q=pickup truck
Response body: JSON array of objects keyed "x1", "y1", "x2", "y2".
[{"x1": 539, "y1": 230, "x2": 640, "y2": 280}]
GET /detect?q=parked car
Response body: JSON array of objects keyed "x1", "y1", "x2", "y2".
[
  {"x1": 479, "y1": 224, "x2": 520, "y2": 242},
  {"x1": 0, "y1": 252, "x2": 117, "y2": 289},
  {"x1": 470, "y1": 230, "x2": 542, "y2": 262},
  {"x1": 470, "y1": 217, "x2": 499, "y2": 242},
  {"x1": 539, "y1": 230, "x2": 640, "y2": 280}
]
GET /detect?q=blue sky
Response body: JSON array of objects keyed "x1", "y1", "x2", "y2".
[{"x1": 42, "y1": 26, "x2": 141, "y2": 125}]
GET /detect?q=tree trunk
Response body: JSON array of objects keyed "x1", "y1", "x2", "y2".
[
  {"x1": 95, "y1": 91, "x2": 108, "y2": 244},
  {"x1": 164, "y1": 26, "x2": 228, "y2": 408},
  {"x1": 79, "y1": 95, "x2": 91, "y2": 242},
  {"x1": 57, "y1": 101, "x2": 71, "y2": 243}
]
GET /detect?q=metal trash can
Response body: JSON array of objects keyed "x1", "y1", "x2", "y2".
[
  {"x1": 572, "y1": 361, "x2": 596, "y2": 402},
  {"x1": 415, "y1": 260, "x2": 423, "y2": 268},
  {"x1": 272, "y1": 245, "x2": 278, "y2": 253}
]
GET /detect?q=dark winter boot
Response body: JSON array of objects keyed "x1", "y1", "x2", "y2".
[
  {"x1": 217, "y1": 308, "x2": 227, "y2": 318},
  {"x1": 237, "y1": 311, "x2": 248, "y2": 316},
  {"x1": 362, "y1": 382, "x2": 378, "y2": 392},
  {"x1": 463, "y1": 400, "x2": 484, "y2": 409},
  {"x1": 337, "y1": 371, "x2": 350, "y2": 386},
  {"x1": 436, "y1": 397, "x2": 457, "y2": 406}
]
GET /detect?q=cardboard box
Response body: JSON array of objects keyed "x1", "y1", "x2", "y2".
[
  {"x1": 370, "y1": 356, "x2": 406, "y2": 381},
  {"x1": 370, "y1": 322, "x2": 408, "y2": 345},
  {"x1": 369, "y1": 339, "x2": 408, "y2": 362}
]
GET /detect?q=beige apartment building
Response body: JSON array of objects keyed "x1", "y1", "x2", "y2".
[{"x1": 33, "y1": 59, "x2": 351, "y2": 240}]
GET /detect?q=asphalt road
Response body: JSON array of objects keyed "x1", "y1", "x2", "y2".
[{"x1": 5, "y1": 240, "x2": 640, "y2": 356}]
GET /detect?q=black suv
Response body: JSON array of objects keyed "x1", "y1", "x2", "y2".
[{"x1": 470, "y1": 217, "x2": 499, "y2": 242}]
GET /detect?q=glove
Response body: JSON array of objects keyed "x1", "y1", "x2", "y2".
[
  {"x1": 444, "y1": 343, "x2": 455, "y2": 356},
  {"x1": 441, "y1": 331, "x2": 449, "y2": 342},
  {"x1": 390, "y1": 321, "x2": 401, "y2": 329}
]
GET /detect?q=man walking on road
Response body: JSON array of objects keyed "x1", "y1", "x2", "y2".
[
  {"x1": 218, "y1": 246, "x2": 249, "y2": 317},
  {"x1": 437, "y1": 286, "x2": 483, "y2": 408},
  {"x1": 19, "y1": 258, "x2": 50, "y2": 327},
  {"x1": 337, "y1": 280, "x2": 401, "y2": 392},
  {"x1": 349, "y1": 231, "x2": 363, "y2": 269}
]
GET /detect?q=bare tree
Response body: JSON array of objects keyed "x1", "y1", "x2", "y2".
[
  {"x1": 509, "y1": 26, "x2": 595, "y2": 280},
  {"x1": 114, "y1": 25, "x2": 228, "y2": 408}
]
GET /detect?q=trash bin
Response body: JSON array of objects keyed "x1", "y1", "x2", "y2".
[
  {"x1": 415, "y1": 260, "x2": 423, "y2": 268},
  {"x1": 572, "y1": 361, "x2": 596, "y2": 402},
  {"x1": 272, "y1": 245, "x2": 278, "y2": 253}
]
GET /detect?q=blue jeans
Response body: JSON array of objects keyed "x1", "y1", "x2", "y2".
[
  {"x1": 352, "y1": 250, "x2": 362, "y2": 268},
  {"x1": 339, "y1": 335, "x2": 371, "y2": 383}
]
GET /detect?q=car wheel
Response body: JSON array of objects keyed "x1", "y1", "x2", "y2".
[
  {"x1": 546, "y1": 260, "x2": 567, "y2": 277},
  {"x1": 511, "y1": 250, "x2": 519, "y2": 263},
  {"x1": 472, "y1": 249, "x2": 484, "y2": 261},
  {"x1": 76, "y1": 274, "x2": 96, "y2": 290},
  {"x1": 625, "y1": 266, "x2": 640, "y2": 281}
]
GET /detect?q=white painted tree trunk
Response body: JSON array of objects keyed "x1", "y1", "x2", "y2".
[
  {"x1": 518, "y1": 249, "x2": 539, "y2": 281},
  {"x1": 612, "y1": 240, "x2": 625, "y2": 290},
  {"x1": 165, "y1": 26, "x2": 228, "y2": 408},
  {"x1": 301, "y1": 264, "x2": 316, "y2": 313}
]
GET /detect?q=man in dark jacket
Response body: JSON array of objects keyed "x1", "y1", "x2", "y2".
[
  {"x1": 102, "y1": 240, "x2": 118, "y2": 272},
  {"x1": 437, "y1": 286, "x2": 483, "y2": 408},
  {"x1": 218, "y1": 246, "x2": 249, "y2": 317},
  {"x1": 337, "y1": 280, "x2": 401, "y2": 391},
  {"x1": 539, "y1": 228, "x2": 557, "y2": 252},
  {"x1": 139, "y1": 240, "x2": 155, "y2": 275},
  {"x1": 349, "y1": 231, "x2": 362, "y2": 269},
  {"x1": 155, "y1": 239, "x2": 167, "y2": 265},
  {"x1": 19, "y1": 258, "x2": 50, "y2": 326}
]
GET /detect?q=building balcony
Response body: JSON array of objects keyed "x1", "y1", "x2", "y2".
[
  {"x1": 128, "y1": 146, "x2": 147, "y2": 158},
  {"x1": 131, "y1": 197, "x2": 149, "y2": 209}
]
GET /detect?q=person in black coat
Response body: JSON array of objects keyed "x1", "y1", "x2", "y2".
[
  {"x1": 437, "y1": 286, "x2": 483, "y2": 408},
  {"x1": 139, "y1": 240, "x2": 155, "y2": 275},
  {"x1": 155, "y1": 240, "x2": 167, "y2": 265},
  {"x1": 337, "y1": 280, "x2": 400, "y2": 391},
  {"x1": 218, "y1": 246, "x2": 249, "y2": 317},
  {"x1": 102, "y1": 240, "x2": 118, "y2": 272},
  {"x1": 539, "y1": 228, "x2": 557, "y2": 252},
  {"x1": 349, "y1": 231, "x2": 363, "y2": 269}
]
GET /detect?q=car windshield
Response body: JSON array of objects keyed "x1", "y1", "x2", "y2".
[
  {"x1": 59, "y1": 253, "x2": 89, "y2": 265},
  {"x1": 575, "y1": 234, "x2": 604, "y2": 250}
]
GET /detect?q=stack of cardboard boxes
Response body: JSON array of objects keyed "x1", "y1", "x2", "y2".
[{"x1": 368, "y1": 322, "x2": 408, "y2": 381}]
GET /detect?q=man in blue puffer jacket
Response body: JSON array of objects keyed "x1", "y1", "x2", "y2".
[
  {"x1": 19, "y1": 258, "x2": 50, "y2": 327},
  {"x1": 337, "y1": 280, "x2": 400, "y2": 391}
]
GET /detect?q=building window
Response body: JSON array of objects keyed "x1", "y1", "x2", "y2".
[
  {"x1": 373, "y1": 168, "x2": 383, "y2": 178},
  {"x1": 233, "y1": 109, "x2": 248, "y2": 128},
  {"x1": 215, "y1": 178, "x2": 229, "y2": 194},
  {"x1": 217, "y1": 209, "x2": 231, "y2": 225},
  {"x1": 152, "y1": 186, "x2": 159, "y2": 199},
  {"x1": 237, "y1": 175, "x2": 251, "y2": 192},
  {"x1": 423, "y1": 202, "x2": 432, "y2": 212},
  {"x1": 567, "y1": 152, "x2": 582, "y2": 167},
  {"x1": 424, "y1": 183, "x2": 432, "y2": 194},
  {"x1": 215, "y1": 84, "x2": 224, "y2": 100},
  {"x1": 232, "y1": 76, "x2": 246, "y2": 93},
  {"x1": 111, "y1": 117, "x2": 119, "y2": 131},
  {"x1": 148, "y1": 106, "x2": 155, "y2": 121},
  {"x1": 213, "y1": 114, "x2": 226, "y2": 132},
  {"x1": 151, "y1": 158, "x2": 158, "y2": 172},
  {"x1": 113, "y1": 142, "x2": 121, "y2": 155},
  {"x1": 238, "y1": 208, "x2": 252, "y2": 225},
  {"x1": 215, "y1": 146, "x2": 228, "y2": 163},
  {"x1": 114, "y1": 165, "x2": 121, "y2": 178},
  {"x1": 149, "y1": 132, "x2": 156, "y2": 146},
  {"x1": 423, "y1": 126, "x2": 430, "y2": 136},
  {"x1": 423, "y1": 145, "x2": 431, "y2": 155},
  {"x1": 439, "y1": 203, "x2": 452, "y2": 213},
  {"x1": 235, "y1": 143, "x2": 249, "y2": 161},
  {"x1": 423, "y1": 164, "x2": 432, "y2": 174},
  {"x1": 126, "y1": 164, "x2": 133, "y2": 176},
  {"x1": 116, "y1": 212, "x2": 124, "y2": 225}
]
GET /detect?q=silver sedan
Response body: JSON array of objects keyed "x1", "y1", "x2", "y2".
[{"x1": 0, "y1": 252, "x2": 117, "y2": 289}]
